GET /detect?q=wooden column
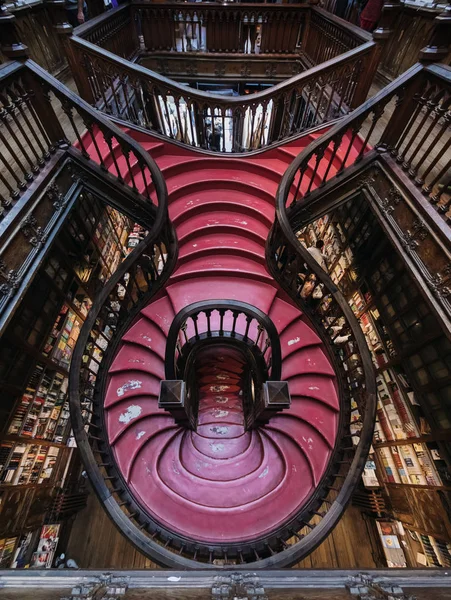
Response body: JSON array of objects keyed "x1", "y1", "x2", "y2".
[
  {"x1": 351, "y1": 0, "x2": 402, "y2": 107},
  {"x1": 45, "y1": 0, "x2": 95, "y2": 104},
  {"x1": 419, "y1": 3, "x2": 451, "y2": 62},
  {"x1": 0, "y1": 0, "x2": 28, "y2": 59}
]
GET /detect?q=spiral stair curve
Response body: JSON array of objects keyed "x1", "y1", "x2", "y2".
[{"x1": 77, "y1": 125, "x2": 372, "y2": 567}]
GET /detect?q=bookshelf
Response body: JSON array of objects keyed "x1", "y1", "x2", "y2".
[
  {"x1": 300, "y1": 194, "x2": 451, "y2": 566},
  {"x1": 0, "y1": 194, "x2": 134, "y2": 567}
]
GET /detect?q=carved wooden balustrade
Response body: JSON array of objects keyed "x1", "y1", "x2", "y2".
[
  {"x1": 55, "y1": 2, "x2": 380, "y2": 152},
  {"x1": 0, "y1": 58, "x2": 168, "y2": 333},
  {"x1": 161, "y1": 300, "x2": 289, "y2": 430},
  {"x1": 277, "y1": 62, "x2": 451, "y2": 224}
]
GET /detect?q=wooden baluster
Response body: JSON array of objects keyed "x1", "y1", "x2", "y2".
[
  {"x1": 120, "y1": 76, "x2": 136, "y2": 125},
  {"x1": 102, "y1": 132, "x2": 122, "y2": 182},
  {"x1": 192, "y1": 314, "x2": 199, "y2": 340},
  {"x1": 394, "y1": 86, "x2": 437, "y2": 167},
  {"x1": 423, "y1": 138, "x2": 451, "y2": 195},
  {"x1": 123, "y1": 148, "x2": 138, "y2": 192},
  {"x1": 12, "y1": 80, "x2": 54, "y2": 156},
  {"x1": 231, "y1": 310, "x2": 239, "y2": 336},
  {"x1": 204, "y1": 310, "x2": 211, "y2": 337},
  {"x1": 375, "y1": 80, "x2": 426, "y2": 157},
  {"x1": 0, "y1": 91, "x2": 37, "y2": 175},
  {"x1": 356, "y1": 104, "x2": 387, "y2": 161},
  {"x1": 306, "y1": 147, "x2": 326, "y2": 195},
  {"x1": 299, "y1": 82, "x2": 314, "y2": 132},
  {"x1": 181, "y1": 322, "x2": 188, "y2": 346},
  {"x1": 58, "y1": 97, "x2": 88, "y2": 156},
  {"x1": 243, "y1": 316, "x2": 252, "y2": 340},
  {"x1": 321, "y1": 134, "x2": 343, "y2": 184},
  {"x1": 173, "y1": 96, "x2": 184, "y2": 144},
  {"x1": 409, "y1": 95, "x2": 451, "y2": 181},
  {"x1": 186, "y1": 101, "x2": 196, "y2": 147},
  {"x1": 219, "y1": 309, "x2": 225, "y2": 336},
  {"x1": 0, "y1": 166, "x2": 20, "y2": 200},
  {"x1": 136, "y1": 158, "x2": 151, "y2": 201},
  {"x1": 9, "y1": 83, "x2": 49, "y2": 163},
  {"x1": 0, "y1": 117, "x2": 32, "y2": 184},
  {"x1": 161, "y1": 92, "x2": 174, "y2": 140}
]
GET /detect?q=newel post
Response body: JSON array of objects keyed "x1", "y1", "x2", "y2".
[
  {"x1": 0, "y1": 0, "x2": 28, "y2": 59},
  {"x1": 351, "y1": 0, "x2": 402, "y2": 108},
  {"x1": 45, "y1": 0, "x2": 95, "y2": 104},
  {"x1": 419, "y1": 3, "x2": 451, "y2": 62}
]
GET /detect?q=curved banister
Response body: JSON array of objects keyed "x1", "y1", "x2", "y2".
[
  {"x1": 161, "y1": 299, "x2": 285, "y2": 431},
  {"x1": 25, "y1": 60, "x2": 168, "y2": 229},
  {"x1": 274, "y1": 62, "x2": 425, "y2": 213},
  {"x1": 0, "y1": 59, "x2": 168, "y2": 231},
  {"x1": 273, "y1": 61, "x2": 451, "y2": 218},
  {"x1": 64, "y1": 3, "x2": 379, "y2": 152},
  {"x1": 73, "y1": 36, "x2": 376, "y2": 106},
  {"x1": 165, "y1": 299, "x2": 282, "y2": 381}
]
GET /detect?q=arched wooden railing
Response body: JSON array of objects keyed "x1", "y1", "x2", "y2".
[
  {"x1": 161, "y1": 300, "x2": 287, "y2": 430},
  {"x1": 58, "y1": 3, "x2": 380, "y2": 153},
  {"x1": 165, "y1": 299, "x2": 282, "y2": 380}
]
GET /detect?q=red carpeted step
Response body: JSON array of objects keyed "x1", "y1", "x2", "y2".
[{"x1": 99, "y1": 126, "x2": 355, "y2": 547}]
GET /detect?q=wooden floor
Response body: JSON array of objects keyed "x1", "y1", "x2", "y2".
[{"x1": 64, "y1": 484, "x2": 379, "y2": 569}]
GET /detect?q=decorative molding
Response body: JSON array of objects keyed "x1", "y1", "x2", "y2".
[
  {"x1": 429, "y1": 273, "x2": 451, "y2": 300},
  {"x1": 240, "y1": 63, "x2": 252, "y2": 78},
  {"x1": 347, "y1": 573, "x2": 415, "y2": 599},
  {"x1": 378, "y1": 186, "x2": 402, "y2": 215},
  {"x1": 46, "y1": 181, "x2": 69, "y2": 211},
  {"x1": 212, "y1": 573, "x2": 267, "y2": 599},
  {"x1": 60, "y1": 575, "x2": 129, "y2": 600},
  {"x1": 20, "y1": 214, "x2": 47, "y2": 248},
  {"x1": 214, "y1": 63, "x2": 226, "y2": 77},
  {"x1": 265, "y1": 63, "x2": 277, "y2": 78},
  {"x1": 186, "y1": 61, "x2": 198, "y2": 76},
  {"x1": 399, "y1": 218, "x2": 428, "y2": 253},
  {"x1": 0, "y1": 259, "x2": 21, "y2": 299}
]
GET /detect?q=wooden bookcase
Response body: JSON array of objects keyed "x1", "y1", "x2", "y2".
[
  {"x1": 0, "y1": 191, "x2": 133, "y2": 568},
  {"x1": 300, "y1": 194, "x2": 451, "y2": 567}
]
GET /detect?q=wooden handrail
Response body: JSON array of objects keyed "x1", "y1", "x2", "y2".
[
  {"x1": 275, "y1": 62, "x2": 451, "y2": 219},
  {"x1": 165, "y1": 299, "x2": 282, "y2": 381},
  {"x1": 59, "y1": 1, "x2": 381, "y2": 152},
  {"x1": 161, "y1": 299, "x2": 287, "y2": 430},
  {"x1": 0, "y1": 59, "x2": 168, "y2": 232}
]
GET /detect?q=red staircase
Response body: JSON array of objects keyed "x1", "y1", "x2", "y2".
[{"x1": 80, "y1": 128, "x2": 362, "y2": 552}]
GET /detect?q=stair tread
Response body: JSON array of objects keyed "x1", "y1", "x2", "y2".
[{"x1": 100, "y1": 125, "x2": 353, "y2": 546}]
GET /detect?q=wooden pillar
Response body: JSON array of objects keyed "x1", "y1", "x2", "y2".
[
  {"x1": 351, "y1": 0, "x2": 402, "y2": 107},
  {"x1": 419, "y1": 3, "x2": 451, "y2": 62},
  {"x1": 45, "y1": 0, "x2": 95, "y2": 104},
  {"x1": 0, "y1": 0, "x2": 28, "y2": 59},
  {"x1": 372, "y1": 0, "x2": 402, "y2": 41}
]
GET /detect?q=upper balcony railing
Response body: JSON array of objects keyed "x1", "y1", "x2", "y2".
[
  {"x1": 49, "y1": 2, "x2": 381, "y2": 152},
  {"x1": 275, "y1": 62, "x2": 451, "y2": 223}
]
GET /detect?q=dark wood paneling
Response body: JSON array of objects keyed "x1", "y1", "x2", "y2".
[
  {"x1": 9, "y1": 4, "x2": 66, "y2": 75},
  {"x1": 139, "y1": 53, "x2": 303, "y2": 82}
]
